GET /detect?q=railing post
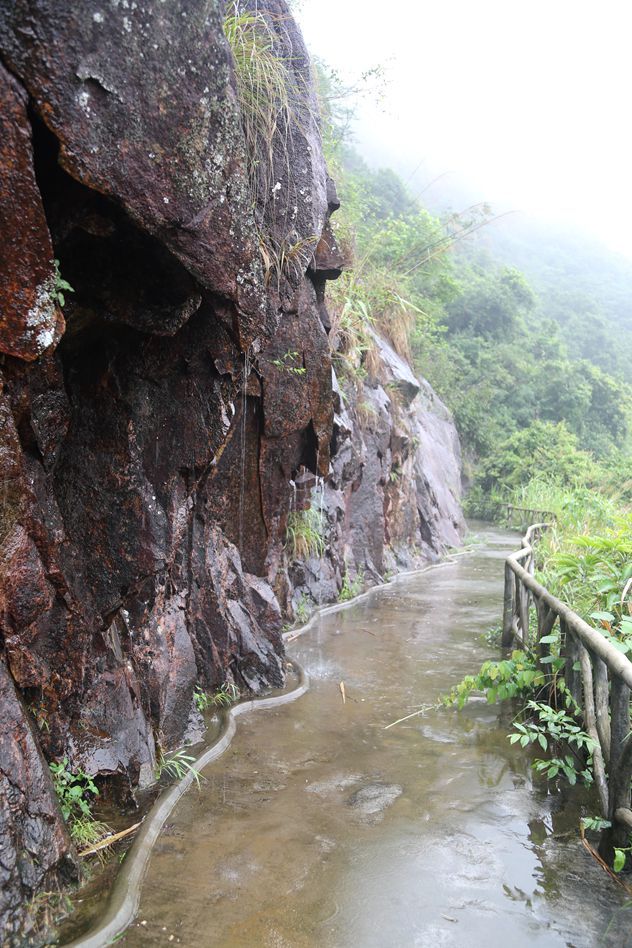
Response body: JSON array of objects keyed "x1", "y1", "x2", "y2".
[
  {"x1": 609, "y1": 679, "x2": 632, "y2": 849},
  {"x1": 519, "y1": 580, "x2": 530, "y2": 645},
  {"x1": 593, "y1": 658, "x2": 611, "y2": 766},
  {"x1": 599, "y1": 678, "x2": 632, "y2": 862},
  {"x1": 502, "y1": 562, "x2": 514, "y2": 647},
  {"x1": 560, "y1": 618, "x2": 582, "y2": 707}
]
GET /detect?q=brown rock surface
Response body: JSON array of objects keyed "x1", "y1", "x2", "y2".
[
  {"x1": 0, "y1": 1, "x2": 464, "y2": 937},
  {"x1": 0, "y1": 62, "x2": 63, "y2": 360},
  {"x1": 0, "y1": 662, "x2": 77, "y2": 943}
]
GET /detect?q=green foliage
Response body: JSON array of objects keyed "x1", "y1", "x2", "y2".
[
  {"x1": 194, "y1": 682, "x2": 239, "y2": 712},
  {"x1": 441, "y1": 649, "x2": 545, "y2": 709},
  {"x1": 445, "y1": 265, "x2": 535, "y2": 339},
  {"x1": 211, "y1": 681, "x2": 239, "y2": 707},
  {"x1": 482, "y1": 216, "x2": 632, "y2": 380},
  {"x1": 49, "y1": 758, "x2": 111, "y2": 851},
  {"x1": 223, "y1": 2, "x2": 295, "y2": 203},
  {"x1": 52, "y1": 259, "x2": 74, "y2": 308},
  {"x1": 294, "y1": 592, "x2": 312, "y2": 623},
  {"x1": 316, "y1": 66, "x2": 475, "y2": 394},
  {"x1": 443, "y1": 646, "x2": 598, "y2": 790},
  {"x1": 272, "y1": 350, "x2": 306, "y2": 375},
  {"x1": 286, "y1": 506, "x2": 325, "y2": 560},
  {"x1": 70, "y1": 817, "x2": 111, "y2": 849},
  {"x1": 581, "y1": 815, "x2": 612, "y2": 832},
  {"x1": 155, "y1": 749, "x2": 202, "y2": 788},
  {"x1": 522, "y1": 495, "x2": 632, "y2": 636},
  {"x1": 481, "y1": 624, "x2": 503, "y2": 647},
  {"x1": 613, "y1": 846, "x2": 631, "y2": 873},
  {"x1": 314, "y1": 48, "x2": 631, "y2": 508},
  {"x1": 510, "y1": 701, "x2": 596, "y2": 786},
  {"x1": 49, "y1": 759, "x2": 99, "y2": 823},
  {"x1": 194, "y1": 685, "x2": 211, "y2": 713},
  {"x1": 531, "y1": 754, "x2": 592, "y2": 786},
  {"x1": 476, "y1": 421, "x2": 596, "y2": 496},
  {"x1": 338, "y1": 567, "x2": 365, "y2": 602}
]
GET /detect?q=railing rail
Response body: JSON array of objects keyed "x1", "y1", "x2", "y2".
[
  {"x1": 503, "y1": 503, "x2": 556, "y2": 527},
  {"x1": 502, "y1": 523, "x2": 632, "y2": 854}
]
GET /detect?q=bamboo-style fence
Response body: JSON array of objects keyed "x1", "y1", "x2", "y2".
[
  {"x1": 502, "y1": 523, "x2": 632, "y2": 856},
  {"x1": 503, "y1": 503, "x2": 555, "y2": 529}
]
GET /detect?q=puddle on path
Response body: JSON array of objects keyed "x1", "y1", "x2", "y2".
[{"x1": 114, "y1": 526, "x2": 632, "y2": 946}]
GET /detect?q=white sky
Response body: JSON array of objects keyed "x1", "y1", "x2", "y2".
[{"x1": 297, "y1": 0, "x2": 632, "y2": 259}]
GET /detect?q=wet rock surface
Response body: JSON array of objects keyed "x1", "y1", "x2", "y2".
[
  {"x1": 346, "y1": 783, "x2": 404, "y2": 820},
  {"x1": 289, "y1": 334, "x2": 465, "y2": 611},
  {"x1": 0, "y1": 0, "x2": 464, "y2": 936},
  {"x1": 0, "y1": 663, "x2": 77, "y2": 943}
]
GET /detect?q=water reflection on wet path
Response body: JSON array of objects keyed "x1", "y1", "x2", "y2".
[{"x1": 124, "y1": 527, "x2": 631, "y2": 947}]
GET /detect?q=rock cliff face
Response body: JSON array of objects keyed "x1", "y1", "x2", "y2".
[{"x1": 0, "y1": 1, "x2": 464, "y2": 939}]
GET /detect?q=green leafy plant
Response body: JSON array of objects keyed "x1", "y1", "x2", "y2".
[
  {"x1": 52, "y1": 259, "x2": 74, "y2": 308},
  {"x1": 194, "y1": 681, "x2": 238, "y2": 712},
  {"x1": 272, "y1": 350, "x2": 306, "y2": 376},
  {"x1": 442, "y1": 649, "x2": 545, "y2": 709},
  {"x1": 510, "y1": 701, "x2": 596, "y2": 786},
  {"x1": 211, "y1": 681, "x2": 240, "y2": 707},
  {"x1": 49, "y1": 758, "x2": 110, "y2": 848},
  {"x1": 286, "y1": 506, "x2": 325, "y2": 560},
  {"x1": 338, "y1": 567, "x2": 364, "y2": 602},
  {"x1": 194, "y1": 686, "x2": 212, "y2": 713},
  {"x1": 155, "y1": 749, "x2": 202, "y2": 789},
  {"x1": 581, "y1": 815, "x2": 612, "y2": 833},
  {"x1": 481, "y1": 624, "x2": 503, "y2": 647},
  {"x1": 223, "y1": 2, "x2": 296, "y2": 205},
  {"x1": 294, "y1": 592, "x2": 312, "y2": 624},
  {"x1": 49, "y1": 759, "x2": 99, "y2": 823},
  {"x1": 613, "y1": 845, "x2": 631, "y2": 873}
]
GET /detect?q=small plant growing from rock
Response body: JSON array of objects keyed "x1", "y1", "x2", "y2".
[
  {"x1": 294, "y1": 593, "x2": 312, "y2": 624},
  {"x1": 223, "y1": 2, "x2": 296, "y2": 207},
  {"x1": 272, "y1": 350, "x2": 306, "y2": 376},
  {"x1": 260, "y1": 233, "x2": 320, "y2": 287},
  {"x1": 49, "y1": 758, "x2": 109, "y2": 849},
  {"x1": 194, "y1": 682, "x2": 239, "y2": 713},
  {"x1": 194, "y1": 686, "x2": 212, "y2": 713},
  {"x1": 338, "y1": 567, "x2": 364, "y2": 602},
  {"x1": 286, "y1": 506, "x2": 325, "y2": 560},
  {"x1": 52, "y1": 259, "x2": 74, "y2": 308},
  {"x1": 211, "y1": 681, "x2": 240, "y2": 707},
  {"x1": 155, "y1": 749, "x2": 201, "y2": 788}
]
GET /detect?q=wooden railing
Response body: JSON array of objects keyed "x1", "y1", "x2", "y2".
[
  {"x1": 502, "y1": 523, "x2": 632, "y2": 855},
  {"x1": 503, "y1": 503, "x2": 556, "y2": 528}
]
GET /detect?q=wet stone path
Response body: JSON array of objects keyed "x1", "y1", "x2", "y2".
[{"x1": 120, "y1": 526, "x2": 630, "y2": 947}]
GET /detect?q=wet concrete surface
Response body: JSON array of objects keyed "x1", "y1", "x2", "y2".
[{"x1": 119, "y1": 526, "x2": 632, "y2": 947}]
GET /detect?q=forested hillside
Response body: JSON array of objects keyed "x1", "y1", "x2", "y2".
[
  {"x1": 320, "y1": 72, "x2": 632, "y2": 510},
  {"x1": 480, "y1": 215, "x2": 632, "y2": 379}
]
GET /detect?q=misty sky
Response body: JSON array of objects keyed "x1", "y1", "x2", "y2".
[{"x1": 297, "y1": 0, "x2": 632, "y2": 259}]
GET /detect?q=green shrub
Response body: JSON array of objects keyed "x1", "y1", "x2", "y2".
[
  {"x1": 155, "y1": 749, "x2": 201, "y2": 788},
  {"x1": 223, "y1": 2, "x2": 296, "y2": 204},
  {"x1": 49, "y1": 759, "x2": 99, "y2": 823},
  {"x1": 49, "y1": 758, "x2": 110, "y2": 849},
  {"x1": 286, "y1": 506, "x2": 325, "y2": 560},
  {"x1": 338, "y1": 567, "x2": 364, "y2": 602}
]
